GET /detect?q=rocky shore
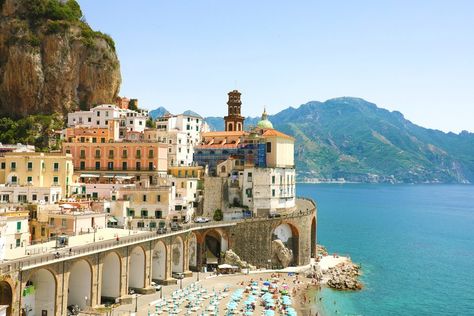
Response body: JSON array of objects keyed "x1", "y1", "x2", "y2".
[{"x1": 325, "y1": 261, "x2": 363, "y2": 290}]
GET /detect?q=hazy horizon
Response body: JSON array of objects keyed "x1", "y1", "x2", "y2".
[{"x1": 78, "y1": 1, "x2": 474, "y2": 133}]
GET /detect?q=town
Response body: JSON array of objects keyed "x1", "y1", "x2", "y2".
[{"x1": 0, "y1": 91, "x2": 317, "y2": 316}]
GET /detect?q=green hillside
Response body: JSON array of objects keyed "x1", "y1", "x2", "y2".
[{"x1": 204, "y1": 97, "x2": 474, "y2": 183}]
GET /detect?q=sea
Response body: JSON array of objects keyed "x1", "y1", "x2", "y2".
[{"x1": 297, "y1": 184, "x2": 474, "y2": 316}]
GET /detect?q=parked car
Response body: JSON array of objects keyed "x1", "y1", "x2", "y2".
[
  {"x1": 172, "y1": 272, "x2": 184, "y2": 279},
  {"x1": 194, "y1": 217, "x2": 210, "y2": 223},
  {"x1": 150, "y1": 281, "x2": 162, "y2": 291},
  {"x1": 170, "y1": 222, "x2": 182, "y2": 231},
  {"x1": 157, "y1": 227, "x2": 167, "y2": 234}
]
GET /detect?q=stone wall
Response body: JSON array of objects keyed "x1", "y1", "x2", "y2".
[
  {"x1": 228, "y1": 198, "x2": 316, "y2": 268},
  {"x1": 203, "y1": 177, "x2": 225, "y2": 217}
]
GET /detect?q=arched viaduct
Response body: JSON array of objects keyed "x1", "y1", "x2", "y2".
[{"x1": 0, "y1": 198, "x2": 316, "y2": 316}]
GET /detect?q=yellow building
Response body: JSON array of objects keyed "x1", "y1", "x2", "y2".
[{"x1": 0, "y1": 152, "x2": 74, "y2": 198}]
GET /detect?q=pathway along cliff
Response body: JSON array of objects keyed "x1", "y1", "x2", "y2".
[{"x1": 0, "y1": 0, "x2": 121, "y2": 118}]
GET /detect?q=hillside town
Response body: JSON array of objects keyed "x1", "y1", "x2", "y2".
[{"x1": 0, "y1": 91, "x2": 317, "y2": 316}]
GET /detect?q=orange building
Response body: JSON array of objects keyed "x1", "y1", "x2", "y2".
[{"x1": 62, "y1": 140, "x2": 168, "y2": 178}]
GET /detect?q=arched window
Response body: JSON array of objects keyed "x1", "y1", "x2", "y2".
[
  {"x1": 228, "y1": 122, "x2": 234, "y2": 131},
  {"x1": 221, "y1": 166, "x2": 226, "y2": 173}
]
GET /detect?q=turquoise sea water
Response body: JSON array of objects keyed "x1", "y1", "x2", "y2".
[{"x1": 297, "y1": 184, "x2": 474, "y2": 316}]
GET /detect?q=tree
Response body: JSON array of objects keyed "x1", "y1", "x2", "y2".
[
  {"x1": 213, "y1": 209, "x2": 223, "y2": 221},
  {"x1": 146, "y1": 118, "x2": 156, "y2": 128}
]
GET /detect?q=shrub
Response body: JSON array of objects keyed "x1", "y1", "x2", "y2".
[
  {"x1": 24, "y1": 0, "x2": 83, "y2": 22},
  {"x1": 213, "y1": 209, "x2": 223, "y2": 221}
]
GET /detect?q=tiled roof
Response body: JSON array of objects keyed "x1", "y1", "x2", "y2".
[
  {"x1": 261, "y1": 128, "x2": 294, "y2": 140},
  {"x1": 202, "y1": 131, "x2": 248, "y2": 137}
]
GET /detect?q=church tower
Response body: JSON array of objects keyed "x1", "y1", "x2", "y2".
[{"x1": 224, "y1": 90, "x2": 245, "y2": 131}]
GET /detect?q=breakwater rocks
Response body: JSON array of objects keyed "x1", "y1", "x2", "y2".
[{"x1": 326, "y1": 262, "x2": 363, "y2": 291}]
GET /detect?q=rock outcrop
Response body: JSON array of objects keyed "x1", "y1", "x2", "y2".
[
  {"x1": 223, "y1": 249, "x2": 256, "y2": 270},
  {"x1": 271, "y1": 239, "x2": 293, "y2": 268},
  {"x1": 0, "y1": 0, "x2": 121, "y2": 118},
  {"x1": 326, "y1": 262, "x2": 363, "y2": 291}
]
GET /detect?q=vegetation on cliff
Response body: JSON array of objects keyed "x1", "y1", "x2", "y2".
[
  {"x1": 0, "y1": 114, "x2": 63, "y2": 151},
  {"x1": 0, "y1": 0, "x2": 121, "y2": 118}
]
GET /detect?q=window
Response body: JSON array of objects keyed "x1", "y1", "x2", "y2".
[
  {"x1": 27, "y1": 176, "x2": 32, "y2": 183},
  {"x1": 272, "y1": 176, "x2": 275, "y2": 184},
  {"x1": 92, "y1": 192, "x2": 98, "y2": 199},
  {"x1": 127, "y1": 208, "x2": 135, "y2": 217},
  {"x1": 105, "y1": 120, "x2": 108, "y2": 125},
  {"x1": 95, "y1": 161, "x2": 100, "y2": 170},
  {"x1": 32, "y1": 194, "x2": 37, "y2": 201},
  {"x1": 266, "y1": 142, "x2": 272, "y2": 153},
  {"x1": 92, "y1": 137, "x2": 97, "y2": 143},
  {"x1": 1, "y1": 162, "x2": 4, "y2": 169},
  {"x1": 149, "y1": 162, "x2": 154, "y2": 171},
  {"x1": 88, "y1": 117, "x2": 92, "y2": 122},
  {"x1": 41, "y1": 227, "x2": 45, "y2": 236},
  {"x1": 148, "y1": 149, "x2": 153, "y2": 158},
  {"x1": 11, "y1": 176, "x2": 17, "y2": 183},
  {"x1": 137, "y1": 222, "x2": 145, "y2": 228},
  {"x1": 122, "y1": 150, "x2": 128, "y2": 158},
  {"x1": 136, "y1": 150, "x2": 141, "y2": 158},
  {"x1": 109, "y1": 150, "x2": 114, "y2": 158},
  {"x1": 10, "y1": 162, "x2": 16, "y2": 170},
  {"x1": 108, "y1": 162, "x2": 113, "y2": 170},
  {"x1": 95, "y1": 149, "x2": 101, "y2": 158},
  {"x1": 53, "y1": 162, "x2": 59, "y2": 171},
  {"x1": 272, "y1": 189, "x2": 276, "y2": 197},
  {"x1": 80, "y1": 150, "x2": 86, "y2": 158},
  {"x1": 122, "y1": 162, "x2": 127, "y2": 170},
  {"x1": 27, "y1": 162, "x2": 33, "y2": 171},
  {"x1": 16, "y1": 239, "x2": 20, "y2": 247},
  {"x1": 97, "y1": 111, "x2": 100, "y2": 117},
  {"x1": 181, "y1": 182, "x2": 185, "y2": 189},
  {"x1": 53, "y1": 176, "x2": 59, "y2": 184},
  {"x1": 101, "y1": 137, "x2": 105, "y2": 143},
  {"x1": 157, "y1": 195, "x2": 161, "y2": 202},
  {"x1": 150, "y1": 222, "x2": 156, "y2": 228},
  {"x1": 16, "y1": 221, "x2": 21, "y2": 230},
  {"x1": 143, "y1": 194, "x2": 147, "y2": 202},
  {"x1": 136, "y1": 161, "x2": 141, "y2": 170},
  {"x1": 80, "y1": 161, "x2": 85, "y2": 170},
  {"x1": 62, "y1": 219, "x2": 67, "y2": 227},
  {"x1": 141, "y1": 210, "x2": 148, "y2": 217}
]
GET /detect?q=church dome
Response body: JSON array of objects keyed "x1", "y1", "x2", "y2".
[{"x1": 257, "y1": 107, "x2": 273, "y2": 129}]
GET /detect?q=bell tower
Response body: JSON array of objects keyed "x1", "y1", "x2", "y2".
[{"x1": 224, "y1": 90, "x2": 245, "y2": 131}]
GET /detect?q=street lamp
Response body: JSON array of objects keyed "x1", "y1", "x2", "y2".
[{"x1": 134, "y1": 293, "x2": 138, "y2": 313}]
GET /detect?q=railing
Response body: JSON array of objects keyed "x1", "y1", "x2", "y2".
[{"x1": 0, "y1": 198, "x2": 315, "y2": 273}]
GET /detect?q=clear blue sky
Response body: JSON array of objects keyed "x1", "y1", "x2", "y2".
[{"x1": 78, "y1": 0, "x2": 473, "y2": 133}]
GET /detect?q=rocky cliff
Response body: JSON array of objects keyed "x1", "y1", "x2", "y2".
[{"x1": 0, "y1": 0, "x2": 121, "y2": 118}]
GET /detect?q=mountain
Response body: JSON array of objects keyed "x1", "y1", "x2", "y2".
[
  {"x1": 0, "y1": 0, "x2": 121, "y2": 118},
  {"x1": 205, "y1": 97, "x2": 474, "y2": 184},
  {"x1": 149, "y1": 106, "x2": 170, "y2": 119}
]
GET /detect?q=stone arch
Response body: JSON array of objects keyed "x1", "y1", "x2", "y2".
[
  {"x1": 171, "y1": 236, "x2": 184, "y2": 273},
  {"x1": 236, "y1": 122, "x2": 242, "y2": 131},
  {"x1": 201, "y1": 229, "x2": 228, "y2": 268},
  {"x1": 22, "y1": 268, "x2": 57, "y2": 316},
  {"x1": 68, "y1": 259, "x2": 93, "y2": 309},
  {"x1": 311, "y1": 216, "x2": 317, "y2": 258},
  {"x1": 271, "y1": 222, "x2": 300, "y2": 267},
  {"x1": 101, "y1": 251, "x2": 121, "y2": 304},
  {"x1": 228, "y1": 122, "x2": 234, "y2": 131},
  {"x1": 0, "y1": 280, "x2": 13, "y2": 316},
  {"x1": 188, "y1": 233, "x2": 198, "y2": 269},
  {"x1": 129, "y1": 246, "x2": 146, "y2": 289},
  {"x1": 152, "y1": 241, "x2": 167, "y2": 282}
]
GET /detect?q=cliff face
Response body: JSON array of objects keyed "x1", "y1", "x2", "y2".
[{"x1": 0, "y1": 0, "x2": 121, "y2": 118}]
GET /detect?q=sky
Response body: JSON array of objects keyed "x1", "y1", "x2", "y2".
[{"x1": 77, "y1": 0, "x2": 474, "y2": 133}]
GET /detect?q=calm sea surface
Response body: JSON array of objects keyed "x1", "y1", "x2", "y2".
[{"x1": 297, "y1": 184, "x2": 474, "y2": 316}]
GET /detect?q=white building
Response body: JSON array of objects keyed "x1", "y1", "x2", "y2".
[
  {"x1": 0, "y1": 206, "x2": 30, "y2": 260},
  {"x1": 67, "y1": 104, "x2": 148, "y2": 139},
  {"x1": 154, "y1": 112, "x2": 209, "y2": 166},
  {"x1": 0, "y1": 185, "x2": 61, "y2": 204}
]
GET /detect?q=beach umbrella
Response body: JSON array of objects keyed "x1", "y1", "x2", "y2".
[{"x1": 263, "y1": 281, "x2": 271, "y2": 286}]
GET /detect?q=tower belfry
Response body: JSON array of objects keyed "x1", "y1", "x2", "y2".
[{"x1": 224, "y1": 90, "x2": 245, "y2": 131}]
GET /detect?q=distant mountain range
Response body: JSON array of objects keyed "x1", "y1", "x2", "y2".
[{"x1": 149, "y1": 97, "x2": 474, "y2": 183}]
